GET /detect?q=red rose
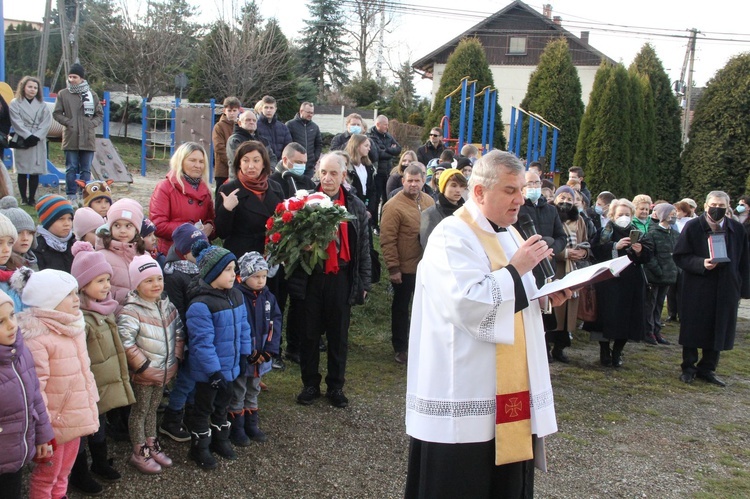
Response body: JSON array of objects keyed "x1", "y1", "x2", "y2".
[
  {"x1": 275, "y1": 203, "x2": 285, "y2": 213},
  {"x1": 282, "y1": 211, "x2": 294, "y2": 223},
  {"x1": 266, "y1": 217, "x2": 274, "y2": 230},
  {"x1": 290, "y1": 199, "x2": 305, "y2": 211},
  {"x1": 270, "y1": 232, "x2": 282, "y2": 244}
]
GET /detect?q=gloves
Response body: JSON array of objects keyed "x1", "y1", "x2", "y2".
[
  {"x1": 259, "y1": 351, "x2": 273, "y2": 363},
  {"x1": 208, "y1": 371, "x2": 225, "y2": 390},
  {"x1": 248, "y1": 350, "x2": 262, "y2": 364},
  {"x1": 25, "y1": 135, "x2": 40, "y2": 147},
  {"x1": 239, "y1": 355, "x2": 249, "y2": 376}
]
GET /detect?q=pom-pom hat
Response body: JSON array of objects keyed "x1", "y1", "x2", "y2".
[
  {"x1": 73, "y1": 207, "x2": 105, "y2": 241},
  {"x1": 0, "y1": 196, "x2": 34, "y2": 234},
  {"x1": 12, "y1": 268, "x2": 78, "y2": 310},
  {"x1": 71, "y1": 241, "x2": 113, "y2": 289},
  {"x1": 0, "y1": 213, "x2": 18, "y2": 241},
  {"x1": 35, "y1": 194, "x2": 74, "y2": 230},
  {"x1": 172, "y1": 223, "x2": 208, "y2": 257},
  {"x1": 192, "y1": 240, "x2": 236, "y2": 285}
]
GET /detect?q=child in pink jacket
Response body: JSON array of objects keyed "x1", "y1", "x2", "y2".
[
  {"x1": 15, "y1": 268, "x2": 99, "y2": 499},
  {"x1": 95, "y1": 199, "x2": 146, "y2": 306}
]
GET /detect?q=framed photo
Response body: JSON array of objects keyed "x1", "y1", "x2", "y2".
[{"x1": 708, "y1": 232, "x2": 731, "y2": 263}]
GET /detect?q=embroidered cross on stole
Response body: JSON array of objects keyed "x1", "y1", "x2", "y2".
[{"x1": 455, "y1": 207, "x2": 533, "y2": 466}]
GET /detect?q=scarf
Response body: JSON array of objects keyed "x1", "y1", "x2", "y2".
[
  {"x1": 0, "y1": 267, "x2": 13, "y2": 283},
  {"x1": 37, "y1": 226, "x2": 74, "y2": 252},
  {"x1": 324, "y1": 186, "x2": 351, "y2": 274},
  {"x1": 67, "y1": 79, "x2": 90, "y2": 95},
  {"x1": 28, "y1": 307, "x2": 85, "y2": 337},
  {"x1": 455, "y1": 207, "x2": 534, "y2": 466},
  {"x1": 183, "y1": 174, "x2": 202, "y2": 191},
  {"x1": 437, "y1": 193, "x2": 463, "y2": 217},
  {"x1": 82, "y1": 292, "x2": 119, "y2": 316},
  {"x1": 237, "y1": 169, "x2": 269, "y2": 199},
  {"x1": 68, "y1": 80, "x2": 95, "y2": 116}
]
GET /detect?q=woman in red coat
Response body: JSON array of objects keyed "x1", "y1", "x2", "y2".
[{"x1": 149, "y1": 142, "x2": 216, "y2": 254}]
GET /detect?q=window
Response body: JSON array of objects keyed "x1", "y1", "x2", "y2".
[{"x1": 508, "y1": 36, "x2": 527, "y2": 55}]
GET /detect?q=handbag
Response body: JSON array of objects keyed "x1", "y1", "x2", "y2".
[
  {"x1": 8, "y1": 133, "x2": 29, "y2": 149},
  {"x1": 577, "y1": 284, "x2": 597, "y2": 322}
]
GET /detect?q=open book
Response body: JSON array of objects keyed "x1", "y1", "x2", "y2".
[{"x1": 531, "y1": 255, "x2": 633, "y2": 300}]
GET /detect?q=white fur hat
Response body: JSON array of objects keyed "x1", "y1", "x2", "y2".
[{"x1": 12, "y1": 267, "x2": 79, "y2": 310}]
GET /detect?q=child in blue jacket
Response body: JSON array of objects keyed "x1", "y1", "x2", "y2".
[
  {"x1": 185, "y1": 242, "x2": 252, "y2": 470},
  {"x1": 228, "y1": 252, "x2": 281, "y2": 446}
]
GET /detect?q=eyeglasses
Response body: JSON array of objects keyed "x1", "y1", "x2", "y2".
[
  {"x1": 526, "y1": 181, "x2": 542, "y2": 187},
  {"x1": 429, "y1": 134, "x2": 440, "y2": 137}
]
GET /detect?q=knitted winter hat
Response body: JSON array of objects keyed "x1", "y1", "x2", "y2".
[
  {"x1": 71, "y1": 241, "x2": 113, "y2": 289},
  {"x1": 69, "y1": 63, "x2": 85, "y2": 79},
  {"x1": 192, "y1": 240, "x2": 236, "y2": 285},
  {"x1": 554, "y1": 186, "x2": 576, "y2": 200},
  {"x1": 456, "y1": 157, "x2": 472, "y2": 170},
  {"x1": 12, "y1": 268, "x2": 78, "y2": 310},
  {"x1": 0, "y1": 213, "x2": 18, "y2": 241},
  {"x1": 653, "y1": 203, "x2": 676, "y2": 223},
  {"x1": 0, "y1": 196, "x2": 34, "y2": 233},
  {"x1": 80, "y1": 180, "x2": 113, "y2": 208},
  {"x1": 73, "y1": 207, "x2": 105, "y2": 241},
  {"x1": 141, "y1": 218, "x2": 156, "y2": 238},
  {"x1": 0, "y1": 288, "x2": 13, "y2": 309},
  {"x1": 438, "y1": 169, "x2": 465, "y2": 194},
  {"x1": 238, "y1": 251, "x2": 268, "y2": 281},
  {"x1": 107, "y1": 198, "x2": 143, "y2": 231},
  {"x1": 129, "y1": 254, "x2": 163, "y2": 290},
  {"x1": 35, "y1": 194, "x2": 75, "y2": 231},
  {"x1": 172, "y1": 223, "x2": 208, "y2": 256}
]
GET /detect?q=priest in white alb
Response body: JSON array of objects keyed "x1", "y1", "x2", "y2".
[{"x1": 404, "y1": 150, "x2": 572, "y2": 498}]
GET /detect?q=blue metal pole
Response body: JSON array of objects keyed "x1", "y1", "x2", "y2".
[
  {"x1": 508, "y1": 107, "x2": 517, "y2": 153},
  {"x1": 532, "y1": 118, "x2": 541, "y2": 162},
  {"x1": 467, "y1": 81, "x2": 476, "y2": 145},
  {"x1": 526, "y1": 116, "x2": 535, "y2": 162},
  {"x1": 488, "y1": 90, "x2": 496, "y2": 151},
  {"x1": 102, "y1": 91, "x2": 110, "y2": 139},
  {"x1": 481, "y1": 88, "x2": 490, "y2": 154},
  {"x1": 457, "y1": 78, "x2": 468, "y2": 154},
  {"x1": 171, "y1": 97, "x2": 180, "y2": 156},
  {"x1": 209, "y1": 98, "x2": 216, "y2": 183},
  {"x1": 550, "y1": 129, "x2": 559, "y2": 172},
  {"x1": 540, "y1": 125, "x2": 548, "y2": 162},
  {"x1": 443, "y1": 96, "x2": 451, "y2": 144},
  {"x1": 141, "y1": 98, "x2": 147, "y2": 177},
  {"x1": 514, "y1": 114, "x2": 523, "y2": 157}
]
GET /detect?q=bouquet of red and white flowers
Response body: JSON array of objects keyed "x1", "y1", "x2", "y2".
[{"x1": 265, "y1": 189, "x2": 355, "y2": 275}]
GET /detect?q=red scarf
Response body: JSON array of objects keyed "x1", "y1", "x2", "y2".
[
  {"x1": 238, "y1": 170, "x2": 269, "y2": 201},
  {"x1": 324, "y1": 186, "x2": 351, "y2": 274}
]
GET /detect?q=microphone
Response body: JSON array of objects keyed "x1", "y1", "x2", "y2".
[
  {"x1": 281, "y1": 170, "x2": 298, "y2": 194},
  {"x1": 517, "y1": 213, "x2": 556, "y2": 280}
]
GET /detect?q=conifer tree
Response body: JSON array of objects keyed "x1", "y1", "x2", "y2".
[
  {"x1": 519, "y1": 38, "x2": 583, "y2": 174},
  {"x1": 298, "y1": 0, "x2": 350, "y2": 93},
  {"x1": 425, "y1": 38, "x2": 505, "y2": 150},
  {"x1": 681, "y1": 53, "x2": 750, "y2": 202}
]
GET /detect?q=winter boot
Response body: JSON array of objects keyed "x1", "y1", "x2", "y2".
[
  {"x1": 88, "y1": 440, "x2": 121, "y2": 482},
  {"x1": 159, "y1": 407, "x2": 190, "y2": 442},
  {"x1": 599, "y1": 341, "x2": 612, "y2": 367},
  {"x1": 245, "y1": 410, "x2": 268, "y2": 443},
  {"x1": 228, "y1": 412, "x2": 251, "y2": 447},
  {"x1": 129, "y1": 443, "x2": 162, "y2": 474},
  {"x1": 189, "y1": 430, "x2": 217, "y2": 470},
  {"x1": 146, "y1": 437, "x2": 173, "y2": 468},
  {"x1": 611, "y1": 340, "x2": 626, "y2": 368},
  {"x1": 209, "y1": 422, "x2": 237, "y2": 460},
  {"x1": 68, "y1": 447, "x2": 103, "y2": 496}
]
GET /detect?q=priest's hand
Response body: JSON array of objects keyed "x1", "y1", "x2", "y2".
[
  {"x1": 548, "y1": 289, "x2": 573, "y2": 307},
  {"x1": 509, "y1": 234, "x2": 553, "y2": 276}
]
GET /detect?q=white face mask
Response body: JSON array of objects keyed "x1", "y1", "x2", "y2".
[
  {"x1": 525, "y1": 188, "x2": 542, "y2": 203},
  {"x1": 614, "y1": 215, "x2": 631, "y2": 228},
  {"x1": 348, "y1": 125, "x2": 362, "y2": 135},
  {"x1": 291, "y1": 163, "x2": 306, "y2": 176}
]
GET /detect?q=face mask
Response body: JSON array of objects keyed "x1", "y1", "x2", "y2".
[
  {"x1": 557, "y1": 202, "x2": 573, "y2": 213},
  {"x1": 594, "y1": 205, "x2": 603, "y2": 215},
  {"x1": 349, "y1": 125, "x2": 362, "y2": 135},
  {"x1": 669, "y1": 216, "x2": 677, "y2": 225},
  {"x1": 577, "y1": 206, "x2": 584, "y2": 213},
  {"x1": 708, "y1": 206, "x2": 726, "y2": 222},
  {"x1": 291, "y1": 163, "x2": 306, "y2": 176},
  {"x1": 525, "y1": 188, "x2": 542, "y2": 203},
  {"x1": 736, "y1": 205, "x2": 747, "y2": 214},
  {"x1": 615, "y1": 215, "x2": 631, "y2": 228},
  {"x1": 464, "y1": 174, "x2": 471, "y2": 182}
]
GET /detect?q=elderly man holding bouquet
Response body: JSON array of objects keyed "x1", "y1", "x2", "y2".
[{"x1": 268, "y1": 153, "x2": 371, "y2": 408}]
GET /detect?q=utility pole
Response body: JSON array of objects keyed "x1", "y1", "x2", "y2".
[
  {"x1": 681, "y1": 28, "x2": 699, "y2": 145},
  {"x1": 37, "y1": 0, "x2": 53, "y2": 84},
  {"x1": 57, "y1": 0, "x2": 72, "y2": 78},
  {"x1": 375, "y1": 0, "x2": 385, "y2": 82}
]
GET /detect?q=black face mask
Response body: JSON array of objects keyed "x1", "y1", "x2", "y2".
[
  {"x1": 556, "y1": 202, "x2": 578, "y2": 222},
  {"x1": 708, "y1": 206, "x2": 727, "y2": 222}
]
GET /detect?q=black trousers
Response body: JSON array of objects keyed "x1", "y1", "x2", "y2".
[
  {"x1": 391, "y1": 273, "x2": 416, "y2": 352},
  {"x1": 682, "y1": 347, "x2": 721, "y2": 375},
  {"x1": 646, "y1": 284, "x2": 669, "y2": 335},
  {"x1": 0, "y1": 468, "x2": 23, "y2": 499},
  {"x1": 374, "y1": 172, "x2": 388, "y2": 225},
  {"x1": 667, "y1": 273, "x2": 682, "y2": 319},
  {"x1": 186, "y1": 381, "x2": 233, "y2": 434},
  {"x1": 405, "y1": 437, "x2": 535, "y2": 499},
  {"x1": 300, "y1": 269, "x2": 351, "y2": 390}
]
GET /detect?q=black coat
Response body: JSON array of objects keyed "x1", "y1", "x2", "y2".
[
  {"x1": 587, "y1": 222, "x2": 654, "y2": 341},
  {"x1": 286, "y1": 185, "x2": 372, "y2": 306},
  {"x1": 35, "y1": 234, "x2": 75, "y2": 272},
  {"x1": 347, "y1": 163, "x2": 377, "y2": 219},
  {"x1": 256, "y1": 115, "x2": 292, "y2": 159},
  {"x1": 269, "y1": 162, "x2": 316, "y2": 199},
  {"x1": 367, "y1": 127, "x2": 402, "y2": 176},
  {"x1": 417, "y1": 141, "x2": 444, "y2": 165},
  {"x1": 513, "y1": 196, "x2": 568, "y2": 288},
  {"x1": 330, "y1": 132, "x2": 380, "y2": 165},
  {"x1": 285, "y1": 115, "x2": 322, "y2": 174},
  {"x1": 215, "y1": 178, "x2": 284, "y2": 259},
  {"x1": 674, "y1": 215, "x2": 750, "y2": 350},
  {"x1": 226, "y1": 125, "x2": 276, "y2": 168}
]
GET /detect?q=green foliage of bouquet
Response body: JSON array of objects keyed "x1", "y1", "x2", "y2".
[{"x1": 265, "y1": 190, "x2": 355, "y2": 275}]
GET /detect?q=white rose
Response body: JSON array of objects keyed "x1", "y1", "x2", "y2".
[
  {"x1": 319, "y1": 197, "x2": 334, "y2": 209},
  {"x1": 295, "y1": 189, "x2": 309, "y2": 199}
]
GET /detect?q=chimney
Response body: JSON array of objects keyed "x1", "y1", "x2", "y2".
[
  {"x1": 542, "y1": 4, "x2": 552, "y2": 19},
  {"x1": 580, "y1": 31, "x2": 589, "y2": 44},
  {"x1": 553, "y1": 15, "x2": 562, "y2": 25}
]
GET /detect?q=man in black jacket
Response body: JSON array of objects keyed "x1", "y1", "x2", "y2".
[
  {"x1": 226, "y1": 110, "x2": 276, "y2": 176},
  {"x1": 368, "y1": 115, "x2": 402, "y2": 227},
  {"x1": 417, "y1": 127, "x2": 445, "y2": 165},
  {"x1": 292, "y1": 153, "x2": 371, "y2": 408},
  {"x1": 285, "y1": 102, "x2": 322, "y2": 178}
]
